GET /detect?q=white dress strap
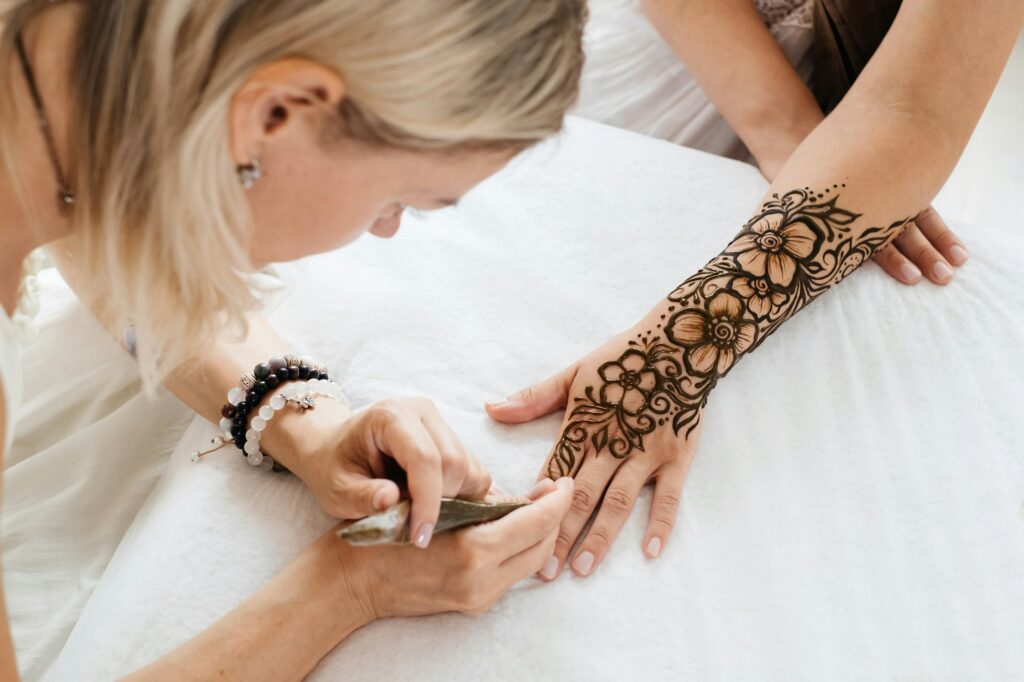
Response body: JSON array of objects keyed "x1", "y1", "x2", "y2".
[{"x1": 0, "y1": 304, "x2": 22, "y2": 456}]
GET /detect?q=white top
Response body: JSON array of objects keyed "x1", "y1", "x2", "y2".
[{"x1": 0, "y1": 304, "x2": 21, "y2": 457}]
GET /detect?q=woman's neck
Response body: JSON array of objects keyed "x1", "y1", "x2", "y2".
[{"x1": 0, "y1": 3, "x2": 80, "y2": 316}]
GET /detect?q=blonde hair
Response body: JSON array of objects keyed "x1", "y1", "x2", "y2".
[{"x1": 0, "y1": 0, "x2": 585, "y2": 385}]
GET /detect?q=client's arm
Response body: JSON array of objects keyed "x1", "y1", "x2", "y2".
[
  {"x1": 639, "y1": 0, "x2": 968, "y2": 286},
  {"x1": 489, "y1": 0, "x2": 1024, "y2": 578}
]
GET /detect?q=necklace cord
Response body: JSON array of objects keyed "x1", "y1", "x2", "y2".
[{"x1": 14, "y1": 32, "x2": 75, "y2": 215}]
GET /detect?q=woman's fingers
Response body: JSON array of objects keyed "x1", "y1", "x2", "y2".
[
  {"x1": 643, "y1": 460, "x2": 688, "y2": 559},
  {"x1": 873, "y1": 240, "x2": 923, "y2": 284},
  {"x1": 472, "y1": 477, "x2": 574, "y2": 558},
  {"x1": 485, "y1": 364, "x2": 577, "y2": 424},
  {"x1": 915, "y1": 206, "x2": 969, "y2": 266},
  {"x1": 568, "y1": 458, "x2": 649, "y2": 577},
  {"x1": 539, "y1": 455, "x2": 620, "y2": 581},
  {"x1": 376, "y1": 405, "x2": 444, "y2": 548},
  {"x1": 893, "y1": 218, "x2": 955, "y2": 284},
  {"x1": 420, "y1": 405, "x2": 491, "y2": 500}
]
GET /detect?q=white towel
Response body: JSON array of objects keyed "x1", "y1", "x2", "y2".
[{"x1": 47, "y1": 117, "x2": 1024, "y2": 681}]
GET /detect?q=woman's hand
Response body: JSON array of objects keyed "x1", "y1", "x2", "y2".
[
  {"x1": 487, "y1": 327, "x2": 699, "y2": 580},
  {"x1": 871, "y1": 206, "x2": 969, "y2": 285},
  {"x1": 266, "y1": 396, "x2": 492, "y2": 549},
  {"x1": 337, "y1": 477, "x2": 576, "y2": 619}
]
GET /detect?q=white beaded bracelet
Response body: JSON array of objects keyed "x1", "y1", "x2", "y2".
[{"x1": 195, "y1": 378, "x2": 349, "y2": 469}]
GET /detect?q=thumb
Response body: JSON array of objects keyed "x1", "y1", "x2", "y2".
[
  {"x1": 343, "y1": 477, "x2": 401, "y2": 518},
  {"x1": 485, "y1": 364, "x2": 576, "y2": 424}
]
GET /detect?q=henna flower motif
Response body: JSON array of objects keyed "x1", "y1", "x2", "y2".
[
  {"x1": 725, "y1": 212, "x2": 818, "y2": 286},
  {"x1": 667, "y1": 291, "x2": 757, "y2": 375},
  {"x1": 597, "y1": 349, "x2": 658, "y2": 415},
  {"x1": 733, "y1": 275, "x2": 787, "y2": 318}
]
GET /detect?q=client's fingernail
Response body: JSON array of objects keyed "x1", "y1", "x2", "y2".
[
  {"x1": 539, "y1": 555, "x2": 559, "y2": 580},
  {"x1": 372, "y1": 487, "x2": 390, "y2": 511},
  {"x1": 899, "y1": 263, "x2": 921, "y2": 282},
  {"x1": 557, "y1": 477, "x2": 575, "y2": 493},
  {"x1": 933, "y1": 261, "x2": 954, "y2": 281},
  {"x1": 645, "y1": 536, "x2": 662, "y2": 559},
  {"x1": 413, "y1": 523, "x2": 434, "y2": 549},
  {"x1": 527, "y1": 479, "x2": 555, "y2": 499},
  {"x1": 572, "y1": 551, "x2": 595, "y2": 576},
  {"x1": 488, "y1": 484, "x2": 508, "y2": 497},
  {"x1": 487, "y1": 398, "x2": 507, "y2": 408},
  {"x1": 949, "y1": 245, "x2": 969, "y2": 266}
]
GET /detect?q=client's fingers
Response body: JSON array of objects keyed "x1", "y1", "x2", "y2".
[
  {"x1": 915, "y1": 206, "x2": 969, "y2": 266},
  {"x1": 485, "y1": 364, "x2": 577, "y2": 424},
  {"x1": 643, "y1": 460, "x2": 688, "y2": 559},
  {"x1": 894, "y1": 219, "x2": 954, "y2": 284},
  {"x1": 569, "y1": 458, "x2": 648, "y2": 577},
  {"x1": 873, "y1": 241, "x2": 922, "y2": 285},
  {"x1": 542, "y1": 456, "x2": 620, "y2": 581}
]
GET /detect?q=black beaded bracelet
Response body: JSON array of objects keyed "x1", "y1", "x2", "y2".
[{"x1": 220, "y1": 355, "x2": 329, "y2": 455}]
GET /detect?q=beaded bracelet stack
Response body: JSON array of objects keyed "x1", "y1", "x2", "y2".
[{"x1": 193, "y1": 354, "x2": 347, "y2": 470}]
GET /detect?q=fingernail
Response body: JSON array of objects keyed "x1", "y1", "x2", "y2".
[
  {"x1": 949, "y1": 245, "x2": 969, "y2": 266},
  {"x1": 528, "y1": 479, "x2": 555, "y2": 499},
  {"x1": 487, "y1": 399, "x2": 507, "y2": 408},
  {"x1": 372, "y1": 487, "x2": 390, "y2": 511},
  {"x1": 572, "y1": 551, "x2": 595, "y2": 576},
  {"x1": 413, "y1": 522, "x2": 434, "y2": 548},
  {"x1": 933, "y1": 261, "x2": 954, "y2": 281},
  {"x1": 554, "y1": 476, "x2": 574, "y2": 494},
  {"x1": 899, "y1": 263, "x2": 921, "y2": 282},
  {"x1": 488, "y1": 484, "x2": 508, "y2": 497},
  {"x1": 539, "y1": 555, "x2": 560, "y2": 580},
  {"x1": 645, "y1": 536, "x2": 662, "y2": 558}
]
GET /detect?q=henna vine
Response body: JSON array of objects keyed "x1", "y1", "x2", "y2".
[{"x1": 548, "y1": 187, "x2": 912, "y2": 478}]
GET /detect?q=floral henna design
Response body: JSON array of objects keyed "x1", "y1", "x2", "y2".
[{"x1": 548, "y1": 188, "x2": 913, "y2": 478}]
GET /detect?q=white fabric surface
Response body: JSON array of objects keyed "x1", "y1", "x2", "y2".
[
  {"x1": 576, "y1": 0, "x2": 814, "y2": 160},
  {"x1": 49, "y1": 117, "x2": 1024, "y2": 681}
]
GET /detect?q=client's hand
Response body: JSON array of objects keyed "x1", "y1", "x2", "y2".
[
  {"x1": 487, "y1": 327, "x2": 699, "y2": 580},
  {"x1": 267, "y1": 396, "x2": 492, "y2": 549},
  {"x1": 872, "y1": 206, "x2": 968, "y2": 285},
  {"x1": 337, "y1": 477, "x2": 575, "y2": 619}
]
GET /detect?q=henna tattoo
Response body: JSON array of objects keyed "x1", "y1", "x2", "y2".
[{"x1": 548, "y1": 188, "x2": 912, "y2": 478}]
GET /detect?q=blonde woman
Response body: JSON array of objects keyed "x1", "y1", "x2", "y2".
[{"x1": 0, "y1": 0, "x2": 585, "y2": 678}]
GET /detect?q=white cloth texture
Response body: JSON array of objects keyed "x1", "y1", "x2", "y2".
[
  {"x1": 576, "y1": 0, "x2": 814, "y2": 160},
  {"x1": 45, "y1": 117, "x2": 1024, "y2": 681},
  {"x1": 1, "y1": 267, "x2": 292, "y2": 680}
]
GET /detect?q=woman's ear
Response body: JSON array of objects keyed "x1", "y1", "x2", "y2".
[{"x1": 228, "y1": 59, "x2": 346, "y2": 166}]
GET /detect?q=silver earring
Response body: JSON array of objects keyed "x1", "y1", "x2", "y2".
[{"x1": 237, "y1": 158, "x2": 262, "y2": 189}]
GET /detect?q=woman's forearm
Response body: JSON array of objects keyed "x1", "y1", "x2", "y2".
[
  {"x1": 47, "y1": 242, "x2": 350, "y2": 468},
  {"x1": 640, "y1": 0, "x2": 824, "y2": 177},
  {"x1": 124, "y1": 533, "x2": 370, "y2": 682}
]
